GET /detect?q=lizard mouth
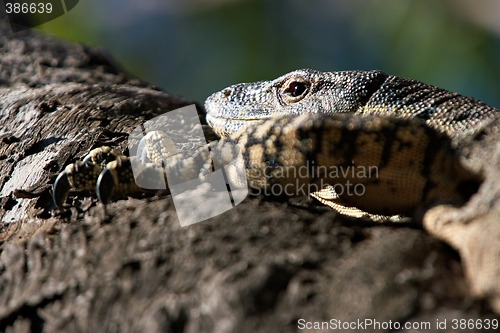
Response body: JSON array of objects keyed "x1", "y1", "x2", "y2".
[{"x1": 205, "y1": 113, "x2": 263, "y2": 137}]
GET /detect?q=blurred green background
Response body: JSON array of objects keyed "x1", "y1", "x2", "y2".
[{"x1": 37, "y1": 0, "x2": 500, "y2": 106}]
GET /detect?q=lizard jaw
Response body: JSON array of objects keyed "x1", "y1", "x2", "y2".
[{"x1": 205, "y1": 113, "x2": 262, "y2": 138}]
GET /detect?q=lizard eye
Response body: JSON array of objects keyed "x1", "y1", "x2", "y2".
[{"x1": 284, "y1": 81, "x2": 308, "y2": 98}]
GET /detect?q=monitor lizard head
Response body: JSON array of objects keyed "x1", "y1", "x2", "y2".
[{"x1": 204, "y1": 68, "x2": 388, "y2": 137}]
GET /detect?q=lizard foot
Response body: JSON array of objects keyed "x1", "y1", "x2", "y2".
[
  {"x1": 53, "y1": 146, "x2": 123, "y2": 209},
  {"x1": 53, "y1": 130, "x2": 178, "y2": 210}
]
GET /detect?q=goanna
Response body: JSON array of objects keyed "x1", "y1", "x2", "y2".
[
  {"x1": 53, "y1": 69, "x2": 500, "y2": 311},
  {"x1": 54, "y1": 69, "x2": 496, "y2": 214}
]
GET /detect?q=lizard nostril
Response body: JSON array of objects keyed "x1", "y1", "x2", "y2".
[{"x1": 222, "y1": 89, "x2": 232, "y2": 98}]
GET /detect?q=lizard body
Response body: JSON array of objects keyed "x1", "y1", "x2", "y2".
[
  {"x1": 212, "y1": 112, "x2": 477, "y2": 217},
  {"x1": 205, "y1": 69, "x2": 496, "y2": 218}
]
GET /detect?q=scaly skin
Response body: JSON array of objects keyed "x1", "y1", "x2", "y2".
[
  {"x1": 205, "y1": 69, "x2": 496, "y2": 141},
  {"x1": 205, "y1": 69, "x2": 496, "y2": 218}
]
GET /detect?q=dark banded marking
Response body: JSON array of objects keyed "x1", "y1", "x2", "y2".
[
  {"x1": 378, "y1": 122, "x2": 398, "y2": 168},
  {"x1": 296, "y1": 121, "x2": 324, "y2": 185},
  {"x1": 419, "y1": 126, "x2": 447, "y2": 204}
]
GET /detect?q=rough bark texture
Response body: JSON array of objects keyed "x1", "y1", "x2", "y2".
[{"x1": 0, "y1": 19, "x2": 498, "y2": 332}]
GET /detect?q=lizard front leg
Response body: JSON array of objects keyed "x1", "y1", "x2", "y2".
[
  {"x1": 53, "y1": 131, "x2": 180, "y2": 209},
  {"x1": 225, "y1": 113, "x2": 480, "y2": 219}
]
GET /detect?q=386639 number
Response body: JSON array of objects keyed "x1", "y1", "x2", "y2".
[
  {"x1": 451, "y1": 318, "x2": 499, "y2": 330},
  {"x1": 5, "y1": 2, "x2": 53, "y2": 14}
]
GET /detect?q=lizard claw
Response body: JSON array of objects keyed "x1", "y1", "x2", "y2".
[
  {"x1": 96, "y1": 167, "x2": 115, "y2": 204},
  {"x1": 52, "y1": 154, "x2": 112, "y2": 210},
  {"x1": 53, "y1": 171, "x2": 71, "y2": 210},
  {"x1": 96, "y1": 156, "x2": 144, "y2": 204}
]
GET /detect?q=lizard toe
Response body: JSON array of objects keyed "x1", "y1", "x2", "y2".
[
  {"x1": 96, "y1": 167, "x2": 115, "y2": 204},
  {"x1": 53, "y1": 171, "x2": 71, "y2": 210}
]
